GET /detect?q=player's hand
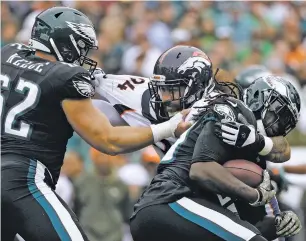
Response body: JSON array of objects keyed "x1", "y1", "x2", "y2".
[
  {"x1": 215, "y1": 114, "x2": 264, "y2": 151},
  {"x1": 250, "y1": 170, "x2": 276, "y2": 207},
  {"x1": 275, "y1": 211, "x2": 302, "y2": 238},
  {"x1": 92, "y1": 68, "x2": 106, "y2": 87},
  {"x1": 172, "y1": 109, "x2": 193, "y2": 138}
]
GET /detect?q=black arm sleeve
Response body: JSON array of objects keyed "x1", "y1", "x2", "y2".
[{"x1": 192, "y1": 121, "x2": 235, "y2": 164}]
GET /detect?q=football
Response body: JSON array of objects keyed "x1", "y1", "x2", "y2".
[{"x1": 223, "y1": 159, "x2": 263, "y2": 187}]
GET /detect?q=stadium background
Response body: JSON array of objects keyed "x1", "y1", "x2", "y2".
[{"x1": 1, "y1": 1, "x2": 306, "y2": 241}]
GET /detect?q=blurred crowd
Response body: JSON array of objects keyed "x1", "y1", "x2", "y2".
[
  {"x1": 2, "y1": 1, "x2": 306, "y2": 80},
  {"x1": 2, "y1": 1, "x2": 306, "y2": 241}
]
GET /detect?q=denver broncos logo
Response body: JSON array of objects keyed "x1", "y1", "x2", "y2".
[
  {"x1": 177, "y1": 56, "x2": 211, "y2": 76},
  {"x1": 66, "y1": 21, "x2": 97, "y2": 46}
]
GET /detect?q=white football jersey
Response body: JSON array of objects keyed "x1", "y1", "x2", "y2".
[
  {"x1": 94, "y1": 74, "x2": 176, "y2": 156},
  {"x1": 95, "y1": 74, "x2": 155, "y2": 126}
]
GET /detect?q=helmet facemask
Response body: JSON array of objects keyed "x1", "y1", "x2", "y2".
[
  {"x1": 148, "y1": 74, "x2": 208, "y2": 121},
  {"x1": 261, "y1": 89, "x2": 299, "y2": 136},
  {"x1": 246, "y1": 85, "x2": 299, "y2": 137}
]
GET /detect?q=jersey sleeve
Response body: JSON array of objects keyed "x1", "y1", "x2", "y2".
[
  {"x1": 192, "y1": 120, "x2": 234, "y2": 164},
  {"x1": 57, "y1": 72, "x2": 95, "y2": 101},
  {"x1": 95, "y1": 74, "x2": 154, "y2": 127}
]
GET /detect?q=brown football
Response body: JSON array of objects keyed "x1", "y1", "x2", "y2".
[{"x1": 223, "y1": 159, "x2": 263, "y2": 187}]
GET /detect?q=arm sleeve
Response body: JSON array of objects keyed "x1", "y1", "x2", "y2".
[
  {"x1": 58, "y1": 72, "x2": 95, "y2": 101},
  {"x1": 192, "y1": 121, "x2": 234, "y2": 164}
]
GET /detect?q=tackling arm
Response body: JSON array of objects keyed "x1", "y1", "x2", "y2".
[
  {"x1": 62, "y1": 98, "x2": 190, "y2": 155},
  {"x1": 214, "y1": 119, "x2": 291, "y2": 163},
  {"x1": 263, "y1": 136, "x2": 291, "y2": 163}
]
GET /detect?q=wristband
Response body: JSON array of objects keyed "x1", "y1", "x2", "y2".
[
  {"x1": 249, "y1": 189, "x2": 260, "y2": 206},
  {"x1": 150, "y1": 121, "x2": 172, "y2": 143},
  {"x1": 259, "y1": 136, "x2": 274, "y2": 156}
]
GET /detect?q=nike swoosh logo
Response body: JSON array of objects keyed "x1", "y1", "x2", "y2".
[{"x1": 226, "y1": 100, "x2": 237, "y2": 107}]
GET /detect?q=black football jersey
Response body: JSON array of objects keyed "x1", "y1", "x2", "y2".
[
  {"x1": 132, "y1": 95, "x2": 261, "y2": 216},
  {"x1": 1, "y1": 43, "x2": 95, "y2": 183}
]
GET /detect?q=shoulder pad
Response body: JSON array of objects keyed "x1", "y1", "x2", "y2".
[
  {"x1": 1, "y1": 43, "x2": 34, "y2": 58},
  {"x1": 70, "y1": 72, "x2": 95, "y2": 98},
  {"x1": 53, "y1": 62, "x2": 88, "y2": 81}
]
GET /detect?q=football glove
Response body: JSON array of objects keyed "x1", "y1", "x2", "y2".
[
  {"x1": 215, "y1": 114, "x2": 265, "y2": 152},
  {"x1": 249, "y1": 170, "x2": 277, "y2": 207},
  {"x1": 275, "y1": 211, "x2": 302, "y2": 237}
]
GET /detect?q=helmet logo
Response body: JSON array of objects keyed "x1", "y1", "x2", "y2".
[
  {"x1": 177, "y1": 56, "x2": 211, "y2": 76},
  {"x1": 265, "y1": 76, "x2": 288, "y2": 97},
  {"x1": 66, "y1": 21, "x2": 97, "y2": 46}
]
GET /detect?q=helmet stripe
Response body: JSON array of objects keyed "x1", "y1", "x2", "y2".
[
  {"x1": 49, "y1": 38, "x2": 63, "y2": 61},
  {"x1": 69, "y1": 34, "x2": 80, "y2": 55}
]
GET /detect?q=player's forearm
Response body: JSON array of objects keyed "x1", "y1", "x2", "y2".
[
  {"x1": 283, "y1": 164, "x2": 306, "y2": 174},
  {"x1": 105, "y1": 126, "x2": 154, "y2": 155},
  {"x1": 63, "y1": 98, "x2": 182, "y2": 155},
  {"x1": 106, "y1": 118, "x2": 183, "y2": 155},
  {"x1": 261, "y1": 136, "x2": 290, "y2": 163},
  {"x1": 190, "y1": 162, "x2": 258, "y2": 203}
]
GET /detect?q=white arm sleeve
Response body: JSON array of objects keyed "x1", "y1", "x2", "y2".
[{"x1": 92, "y1": 99, "x2": 128, "y2": 126}]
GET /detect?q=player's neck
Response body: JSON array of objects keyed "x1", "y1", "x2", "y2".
[{"x1": 35, "y1": 51, "x2": 57, "y2": 62}]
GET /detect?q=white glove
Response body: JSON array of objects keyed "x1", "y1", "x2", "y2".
[
  {"x1": 249, "y1": 170, "x2": 277, "y2": 207},
  {"x1": 275, "y1": 211, "x2": 302, "y2": 237},
  {"x1": 215, "y1": 119, "x2": 258, "y2": 148},
  {"x1": 215, "y1": 114, "x2": 269, "y2": 154}
]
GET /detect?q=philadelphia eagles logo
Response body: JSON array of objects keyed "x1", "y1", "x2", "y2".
[
  {"x1": 214, "y1": 104, "x2": 236, "y2": 121},
  {"x1": 177, "y1": 56, "x2": 211, "y2": 77},
  {"x1": 66, "y1": 21, "x2": 97, "y2": 46},
  {"x1": 73, "y1": 79, "x2": 95, "y2": 98}
]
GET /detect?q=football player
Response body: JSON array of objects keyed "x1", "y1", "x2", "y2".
[
  {"x1": 93, "y1": 46, "x2": 300, "y2": 240},
  {"x1": 93, "y1": 53, "x2": 291, "y2": 164},
  {"x1": 1, "y1": 7, "x2": 190, "y2": 241},
  {"x1": 129, "y1": 46, "x2": 279, "y2": 241},
  {"x1": 215, "y1": 75, "x2": 302, "y2": 240}
]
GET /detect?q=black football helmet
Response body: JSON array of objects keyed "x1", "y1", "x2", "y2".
[
  {"x1": 235, "y1": 65, "x2": 272, "y2": 90},
  {"x1": 148, "y1": 45, "x2": 213, "y2": 120},
  {"x1": 29, "y1": 7, "x2": 98, "y2": 73},
  {"x1": 244, "y1": 75, "x2": 301, "y2": 136}
]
